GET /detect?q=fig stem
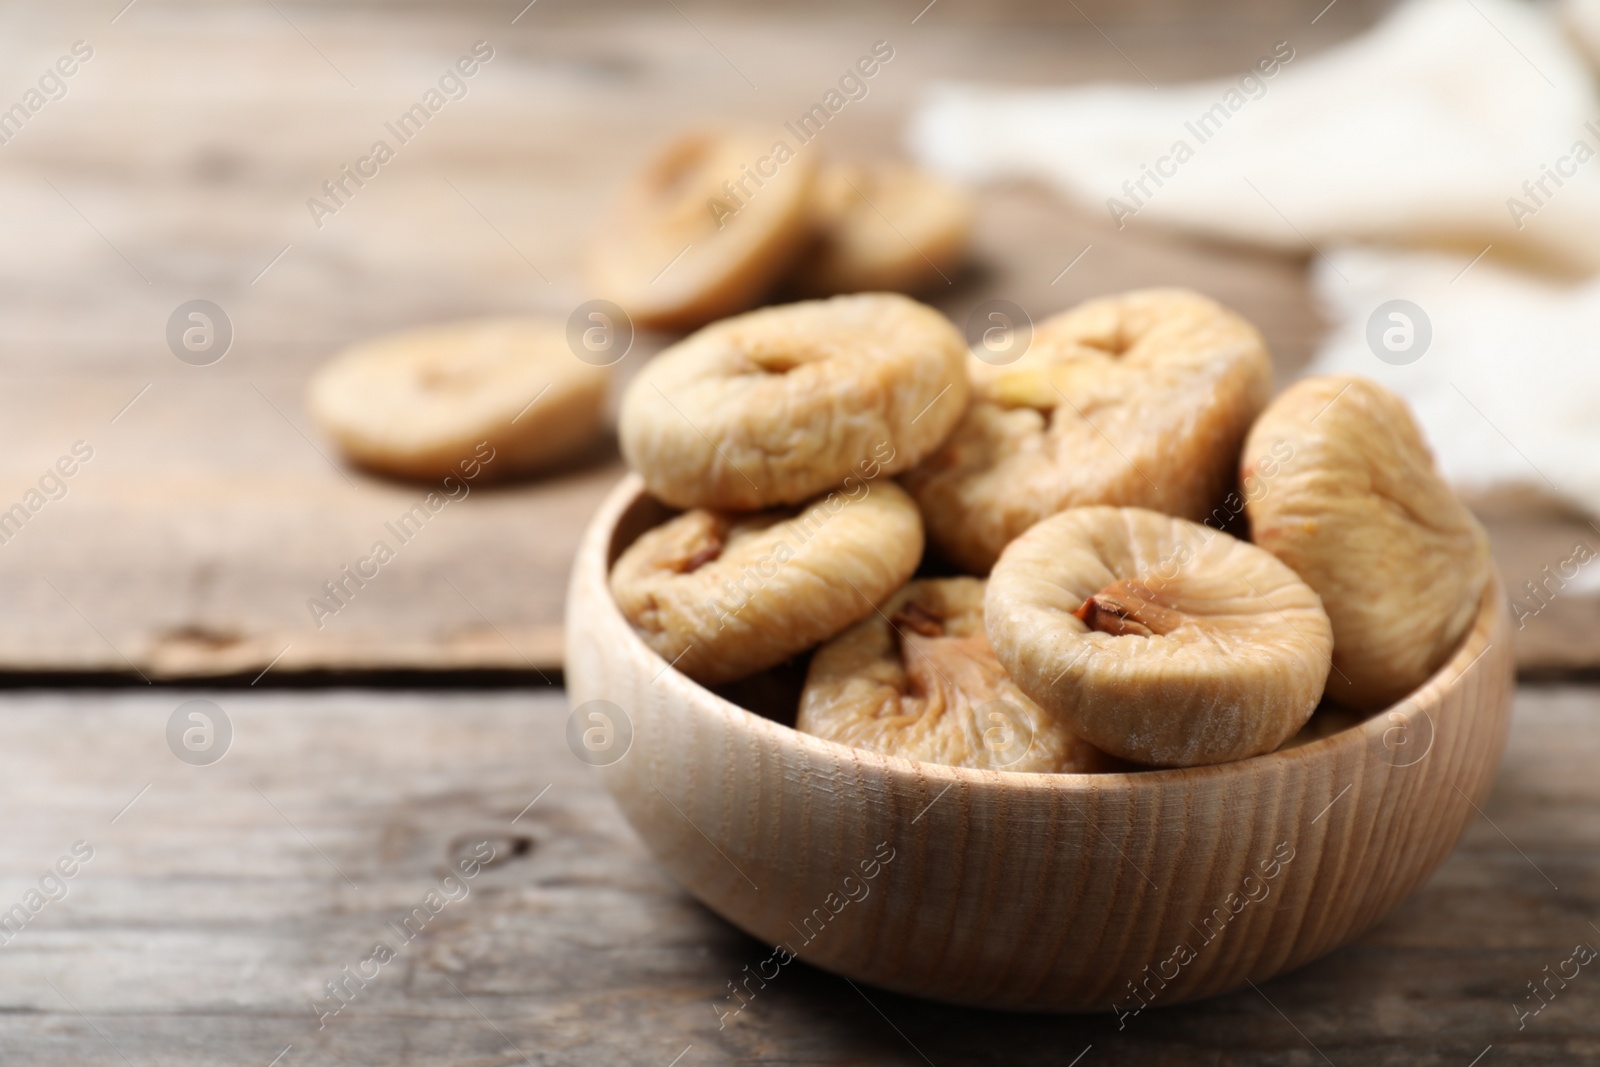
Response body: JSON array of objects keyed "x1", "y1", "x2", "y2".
[
  {"x1": 683, "y1": 541, "x2": 722, "y2": 572},
  {"x1": 1073, "y1": 581, "x2": 1185, "y2": 637},
  {"x1": 891, "y1": 601, "x2": 945, "y2": 638}
]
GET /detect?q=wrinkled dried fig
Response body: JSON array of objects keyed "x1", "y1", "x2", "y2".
[
  {"x1": 905, "y1": 288, "x2": 1272, "y2": 573},
  {"x1": 620, "y1": 293, "x2": 969, "y2": 510},
  {"x1": 610, "y1": 479, "x2": 923, "y2": 685},
  {"x1": 585, "y1": 131, "x2": 815, "y2": 330},
  {"x1": 791, "y1": 162, "x2": 973, "y2": 296},
  {"x1": 1242, "y1": 376, "x2": 1491, "y2": 711},
  {"x1": 986, "y1": 507, "x2": 1333, "y2": 767},
  {"x1": 797, "y1": 577, "x2": 1115, "y2": 772},
  {"x1": 308, "y1": 317, "x2": 606, "y2": 480}
]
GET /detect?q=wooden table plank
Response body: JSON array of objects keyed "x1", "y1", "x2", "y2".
[{"x1": 0, "y1": 684, "x2": 1592, "y2": 1064}]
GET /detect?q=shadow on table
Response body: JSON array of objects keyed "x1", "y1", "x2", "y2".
[{"x1": 688, "y1": 896, "x2": 1535, "y2": 1066}]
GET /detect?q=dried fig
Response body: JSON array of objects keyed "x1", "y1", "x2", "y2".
[
  {"x1": 904, "y1": 288, "x2": 1272, "y2": 573},
  {"x1": 585, "y1": 131, "x2": 815, "y2": 330},
  {"x1": 308, "y1": 317, "x2": 606, "y2": 480},
  {"x1": 985, "y1": 507, "x2": 1333, "y2": 767},
  {"x1": 1241, "y1": 375, "x2": 1492, "y2": 711},
  {"x1": 619, "y1": 293, "x2": 969, "y2": 510},
  {"x1": 609, "y1": 479, "x2": 923, "y2": 685},
  {"x1": 791, "y1": 162, "x2": 973, "y2": 296},
  {"x1": 797, "y1": 577, "x2": 1115, "y2": 772}
]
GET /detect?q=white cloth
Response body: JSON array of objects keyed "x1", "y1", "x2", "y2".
[
  {"x1": 910, "y1": 0, "x2": 1600, "y2": 273},
  {"x1": 1308, "y1": 247, "x2": 1600, "y2": 527}
]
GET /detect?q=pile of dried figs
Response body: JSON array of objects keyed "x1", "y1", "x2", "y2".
[
  {"x1": 304, "y1": 130, "x2": 972, "y2": 485},
  {"x1": 610, "y1": 288, "x2": 1492, "y2": 771},
  {"x1": 586, "y1": 131, "x2": 972, "y2": 330}
]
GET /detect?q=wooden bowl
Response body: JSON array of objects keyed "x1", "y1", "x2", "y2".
[{"x1": 565, "y1": 474, "x2": 1515, "y2": 1012}]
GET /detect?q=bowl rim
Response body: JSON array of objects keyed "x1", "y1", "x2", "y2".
[{"x1": 582, "y1": 472, "x2": 1506, "y2": 797}]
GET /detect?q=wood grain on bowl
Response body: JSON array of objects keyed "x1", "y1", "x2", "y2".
[{"x1": 566, "y1": 474, "x2": 1515, "y2": 1012}]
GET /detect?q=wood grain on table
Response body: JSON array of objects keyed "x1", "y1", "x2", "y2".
[
  {"x1": 0, "y1": 0, "x2": 1586, "y2": 677},
  {"x1": 0, "y1": 685, "x2": 1591, "y2": 1065}
]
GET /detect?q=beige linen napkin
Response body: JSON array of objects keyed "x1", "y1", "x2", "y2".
[{"x1": 910, "y1": 0, "x2": 1600, "y2": 273}]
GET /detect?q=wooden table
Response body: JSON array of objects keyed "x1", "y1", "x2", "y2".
[
  {"x1": 4, "y1": 2, "x2": 1596, "y2": 1062},
  {"x1": 2, "y1": 0, "x2": 1595, "y2": 679},
  {"x1": 0, "y1": 685, "x2": 1593, "y2": 1065}
]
